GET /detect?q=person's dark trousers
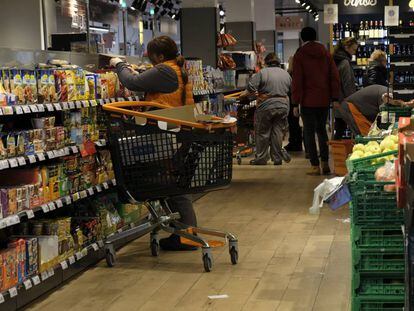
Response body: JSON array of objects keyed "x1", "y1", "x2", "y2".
[
  {"x1": 334, "y1": 117, "x2": 347, "y2": 139},
  {"x1": 286, "y1": 104, "x2": 303, "y2": 149},
  {"x1": 166, "y1": 195, "x2": 197, "y2": 228},
  {"x1": 301, "y1": 107, "x2": 329, "y2": 166}
]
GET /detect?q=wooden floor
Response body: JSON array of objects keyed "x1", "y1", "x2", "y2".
[{"x1": 26, "y1": 155, "x2": 351, "y2": 311}]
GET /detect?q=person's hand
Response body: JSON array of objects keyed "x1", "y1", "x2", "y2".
[
  {"x1": 110, "y1": 57, "x2": 124, "y2": 68},
  {"x1": 293, "y1": 106, "x2": 300, "y2": 117}
]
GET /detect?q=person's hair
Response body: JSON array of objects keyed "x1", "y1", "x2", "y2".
[
  {"x1": 264, "y1": 53, "x2": 281, "y2": 67},
  {"x1": 147, "y1": 35, "x2": 189, "y2": 105},
  {"x1": 300, "y1": 27, "x2": 317, "y2": 42},
  {"x1": 370, "y1": 49, "x2": 387, "y2": 62},
  {"x1": 335, "y1": 37, "x2": 358, "y2": 53}
]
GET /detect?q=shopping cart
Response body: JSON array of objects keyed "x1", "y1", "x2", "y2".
[
  {"x1": 224, "y1": 92, "x2": 256, "y2": 165},
  {"x1": 102, "y1": 101, "x2": 239, "y2": 272}
]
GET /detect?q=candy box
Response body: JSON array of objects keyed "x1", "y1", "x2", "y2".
[
  {"x1": 7, "y1": 188, "x2": 17, "y2": 215},
  {"x1": 37, "y1": 69, "x2": 50, "y2": 103},
  {"x1": 22, "y1": 69, "x2": 37, "y2": 104},
  {"x1": 1, "y1": 189, "x2": 9, "y2": 218},
  {"x1": 25, "y1": 237, "x2": 38, "y2": 276},
  {"x1": 55, "y1": 70, "x2": 67, "y2": 102}
]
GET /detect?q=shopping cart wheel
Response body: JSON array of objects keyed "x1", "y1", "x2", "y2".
[
  {"x1": 106, "y1": 250, "x2": 116, "y2": 267},
  {"x1": 237, "y1": 157, "x2": 242, "y2": 165},
  {"x1": 150, "y1": 232, "x2": 160, "y2": 257},
  {"x1": 229, "y1": 240, "x2": 239, "y2": 265},
  {"x1": 202, "y1": 248, "x2": 213, "y2": 272}
]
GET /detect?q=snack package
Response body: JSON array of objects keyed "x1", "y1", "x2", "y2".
[
  {"x1": 66, "y1": 70, "x2": 77, "y2": 101},
  {"x1": 49, "y1": 70, "x2": 57, "y2": 102},
  {"x1": 1, "y1": 69, "x2": 10, "y2": 93},
  {"x1": 10, "y1": 69, "x2": 24, "y2": 103},
  {"x1": 1, "y1": 247, "x2": 18, "y2": 291},
  {"x1": 55, "y1": 70, "x2": 68, "y2": 102},
  {"x1": 22, "y1": 69, "x2": 37, "y2": 104},
  {"x1": 8, "y1": 240, "x2": 26, "y2": 283},
  {"x1": 37, "y1": 69, "x2": 50, "y2": 103},
  {"x1": 6, "y1": 133, "x2": 16, "y2": 157},
  {"x1": 1, "y1": 189, "x2": 8, "y2": 218}
]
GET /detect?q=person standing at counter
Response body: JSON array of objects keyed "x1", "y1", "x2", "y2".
[{"x1": 110, "y1": 35, "x2": 197, "y2": 251}]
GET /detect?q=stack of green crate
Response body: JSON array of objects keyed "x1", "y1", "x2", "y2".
[{"x1": 347, "y1": 150, "x2": 405, "y2": 311}]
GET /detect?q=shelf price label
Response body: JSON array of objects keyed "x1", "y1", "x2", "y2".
[
  {"x1": 56, "y1": 199, "x2": 63, "y2": 208},
  {"x1": 41, "y1": 204, "x2": 50, "y2": 213},
  {"x1": 48, "y1": 202, "x2": 56, "y2": 211},
  {"x1": 37, "y1": 153, "x2": 46, "y2": 161},
  {"x1": 48, "y1": 268, "x2": 55, "y2": 277},
  {"x1": 90, "y1": 100, "x2": 98, "y2": 107},
  {"x1": 17, "y1": 157, "x2": 26, "y2": 166},
  {"x1": 73, "y1": 192, "x2": 80, "y2": 201},
  {"x1": 62, "y1": 102, "x2": 69, "y2": 110},
  {"x1": 26, "y1": 210, "x2": 35, "y2": 219},
  {"x1": 98, "y1": 240, "x2": 104, "y2": 248},
  {"x1": 8, "y1": 158, "x2": 18, "y2": 168},
  {"x1": 64, "y1": 147, "x2": 70, "y2": 155},
  {"x1": 60, "y1": 261, "x2": 68, "y2": 270},
  {"x1": 8, "y1": 287, "x2": 17, "y2": 298},
  {"x1": 15, "y1": 106, "x2": 23, "y2": 114},
  {"x1": 75, "y1": 251, "x2": 83, "y2": 260},
  {"x1": 41, "y1": 271, "x2": 49, "y2": 281},
  {"x1": 69, "y1": 102, "x2": 75, "y2": 109},
  {"x1": 103, "y1": 182, "x2": 109, "y2": 189},
  {"x1": 46, "y1": 151, "x2": 55, "y2": 159},
  {"x1": 23, "y1": 279, "x2": 33, "y2": 290},
  {"x1": 91, "y1": 243, "x2": 99, "y2": 251},
  {"x1": 112, "y1": 179, "x2": 117, "y2": 186},
  {"x1": 28, "y1": 155, "x2": 36, "y2": 163},
  {"x1": 32, "y1": 276, "x2": 41, "y2": 286},
  {"x1": 68, "y1": 256, "x2": 76, "y2": 265},
  {"x1": 80, "y1": 190, "x2": 87, "y2": 199},
  {"x1": 82, "y1": 100, "x2": 90, "y2": 107},
  {"x1": 71, "y1": 146, "x2": 79, "y2": 153},
  {"x1": 76, "y1": 101, "x2": 82, "y2": 108},
  {"x1": 3, "y1": 107, "x2": 13, "y2": 115},
  {"x1": 22, "y1": 106, "x2": 31, "y2": 114},
  {"x1": 87, "y1": 188, "x2": 94, "y2": 196},
  {"x1": 0, "y1": 160, "x2": 9, "y2": 170},
  {"x1": 65, "y1": 196, "x2": 72, "y2": 205},
  {"x1": 0, "y1": 220, "x2": 7, "y2": 229},
  {"x1": 36, "y1": 104, "x2": 44, "y2": 112},
  {"x1": 0, "y1": 293, "x2": 4, "y2": 304},
  {"x1": 45, "y1": 104, "x2": 54, "y2": 112},
  {"x1": 8, "y1": 287, "x2": 18, "y2": 298},
  {"x1": 96, "y1": 185, "x2": 102, "y2": 193}
]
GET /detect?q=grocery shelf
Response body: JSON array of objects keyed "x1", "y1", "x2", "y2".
[
  {"x1": 0, "y1": 139, "x2": 107, "y2": 172},
  {"x1": 0, "y1": 217, "x2": 151, "y2": 311},
  {"x1": 0, "y1": 178, "x2": 117, "y2": 230},
  {"x1": 0, "y1": 96, "x2": 140, "y2": 116}
]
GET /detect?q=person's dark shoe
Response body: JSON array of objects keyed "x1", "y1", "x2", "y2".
[
  {"x1": 250, "y1": 159, "x2": 267, "y2": 165},
  {"x1": 274, "y1": 159, "x2": 282, "y2": 166},
  {"x1": 284, "y1": 144, "x2": 303, "y2": 152},
  {"x1": 321, "y1": 161, "x2": 331, "y2": 175},
  {"x1": 280, "y1": 148, "x2": 291, "y2": 163},
  {"x1": 159, "y1": 234, "x2": 198, "y2": 251},
  {"x1": 305, "y1": 153, "x2": 310, "y2": 159}
]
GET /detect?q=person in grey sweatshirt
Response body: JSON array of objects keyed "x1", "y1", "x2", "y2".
[{"x1": 241, "y1": 53, "x2": 292, "y2": 165}]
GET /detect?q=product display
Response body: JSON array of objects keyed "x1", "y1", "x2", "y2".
[
  {"x1": 0, "y1": 66, "x2": 135, "y2": 106},
  {"x1": 333, "y1": 20, "x2": 387, "y2": 41}
]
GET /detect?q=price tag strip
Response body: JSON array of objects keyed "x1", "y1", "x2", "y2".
[
  {"x1": 28, "y1": 155, "x2": 36, "y2": 163},
  {"x1": 92, "y1": 243, "x2": 99, "y2": 251},
  {"x1": 17, "y1": 157, "x2": 26, "y2": 166},
  {"x1": 23, "y1": 279, "x2": 33, "y2": 290},
  {"x1": 68, "y1": 256, "x2": 76, "y2": 265},
  {"x1": 37, "y1": 153, "x2": 46, "y2": 161},
  {"x1": 8, "y1": 287, "x2": 17, "y2": 298},
  {"x1": 60, "y1": 261, "x2": 69, "y2": 270},
  {"x1": 32, "y1": 275, "x2": 41, "y2": 286},
  {"x1": 26, "y1": 210, "x2": 35, "y2": 219}
]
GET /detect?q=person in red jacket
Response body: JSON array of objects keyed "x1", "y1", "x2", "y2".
[{"x1": 292, "y1": 27, "x2": 340, "y2": 176}]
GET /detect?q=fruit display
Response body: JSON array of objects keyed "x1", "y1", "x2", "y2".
[{"x1": 349, "y1": 135, "x2": 399, "y2": 161}]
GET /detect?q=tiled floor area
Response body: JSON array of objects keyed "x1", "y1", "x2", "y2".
[{"x1": 27, "y1": 155, "x2": 351, "y2": 311}]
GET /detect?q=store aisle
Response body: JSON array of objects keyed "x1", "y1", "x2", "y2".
[{"x1": 26, "y1": 156, "x2": 350, "y2": 311}]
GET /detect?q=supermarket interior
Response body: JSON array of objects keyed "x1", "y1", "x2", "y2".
[{"x1": 1, "y1": 0, "x2": 414, "y2": 310}]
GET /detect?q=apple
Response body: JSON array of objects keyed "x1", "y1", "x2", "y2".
[
  {"x1": 367, "y1": 141, "x2": 380, "y2": 148},
  {"x1": 366, "y1": 145, "x2": 381, "y2": 154},
  {"x1": 380, "y1": 138, "x2": 395, "y2": 151},
  {"x1": 350, "y1": 153, "x2": 362, "y2": 160},
  {"x1": 388, "y1": 135, "x2": 399, "y2": 144},
  {"x1": 352, "y1": 150, "x2": 365, "y2": 158},
  {"x1": 353, "y1": 143, "x2": 366, "y2": 153}
]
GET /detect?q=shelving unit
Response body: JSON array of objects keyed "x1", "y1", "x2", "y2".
[{"x1": 0, "y1": 93, "x2": 149, "y2": 310}]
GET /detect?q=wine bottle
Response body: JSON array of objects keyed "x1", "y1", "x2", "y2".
[
  {"x1": 378, "y1": 20, "x2": 384, "y2": 38},
  {"x1": 359, "y1": 21, "x2": 365, "y2": 40},
  {"x1": 369, "y1": 21, "x2": 374, "y2": 38},
  {"x1": 374, "y1": 21, "x2": 379, "y2": 38},
  {"x1": 344, "y1": 22, "x2": 351, "y2": 38},
  {"x1": 364, "y1": 21, "x2": 370, "y2": 39}
]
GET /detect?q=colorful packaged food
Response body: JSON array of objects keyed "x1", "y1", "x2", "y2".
[
  {"x1": 37, "y1": 69, "x2": 50, "y2": 103},
  {"x1": 22, "y1": 69, "x2": 37, "y2": 104},
  {"x1": 10, "y1": 69, "x2": 24, "y2": 103},
  {"x1": 1, "y1": 247, "x2": 18, "y2": 291}
]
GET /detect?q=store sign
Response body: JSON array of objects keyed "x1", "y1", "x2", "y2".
[
  {"x1": 324, "y1": 4, "x2": 338, "y2": 24},
  {"x1": 337, "y1": 0, "x2": 386, "y2": 15},
  {"x1": 384, "y1": 6, "x2": 399, "y2": 26},
  {"x1": 275, "y1": 16, "x2": 303, "y2": 31}
]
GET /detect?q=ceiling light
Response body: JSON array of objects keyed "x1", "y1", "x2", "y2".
[
  {"x1": 306, "y1": 5, "x2": 310, "y2": 9},
  {"x1": 315, "y1": 16, "x2": 319, "y2": 21},
  {"x1": 295, "y1": 0, "x2": 300, "y2": 3}
]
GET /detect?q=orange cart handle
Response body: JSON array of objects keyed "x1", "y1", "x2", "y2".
[
  {"x1": 102, "y1": 101, "x2": 236, "y2": 130},
  {"x1": 224, "y1": 91, "x2": 243, "y2": 99}
]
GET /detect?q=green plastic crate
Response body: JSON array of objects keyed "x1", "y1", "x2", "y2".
[
  {"x1": 346, "y1": 150, "x2": 398, "y2": 174},
  {"x1": 351, "y1": 296, "x2": 404, "y2": 311},
  {"x1": 352, "y1": 273, "x2": 405, "y2": 296},
  {"x1": 352, "y1": 249, "x2": 405, "y2": 273},
  {"x1": 350, "y1": 200, "x2": 403, "y2": 225},
  {"x1": 351, "y1": 225, "x2": 403, "y2": 251},
  {"x1": 379, "y1": 105, "x2": 412, "y2": 123},
  {"x1": 355, "y1": 136, "x2": 383, "y2": 144}
]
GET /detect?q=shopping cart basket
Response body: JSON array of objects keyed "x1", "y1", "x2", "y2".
[
  {"x1": 102, "y1": 101, "x2": 239, "y2": 272},
  {"x1": 224, "y1": 91, "x2": 255, "y2": 165}
]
